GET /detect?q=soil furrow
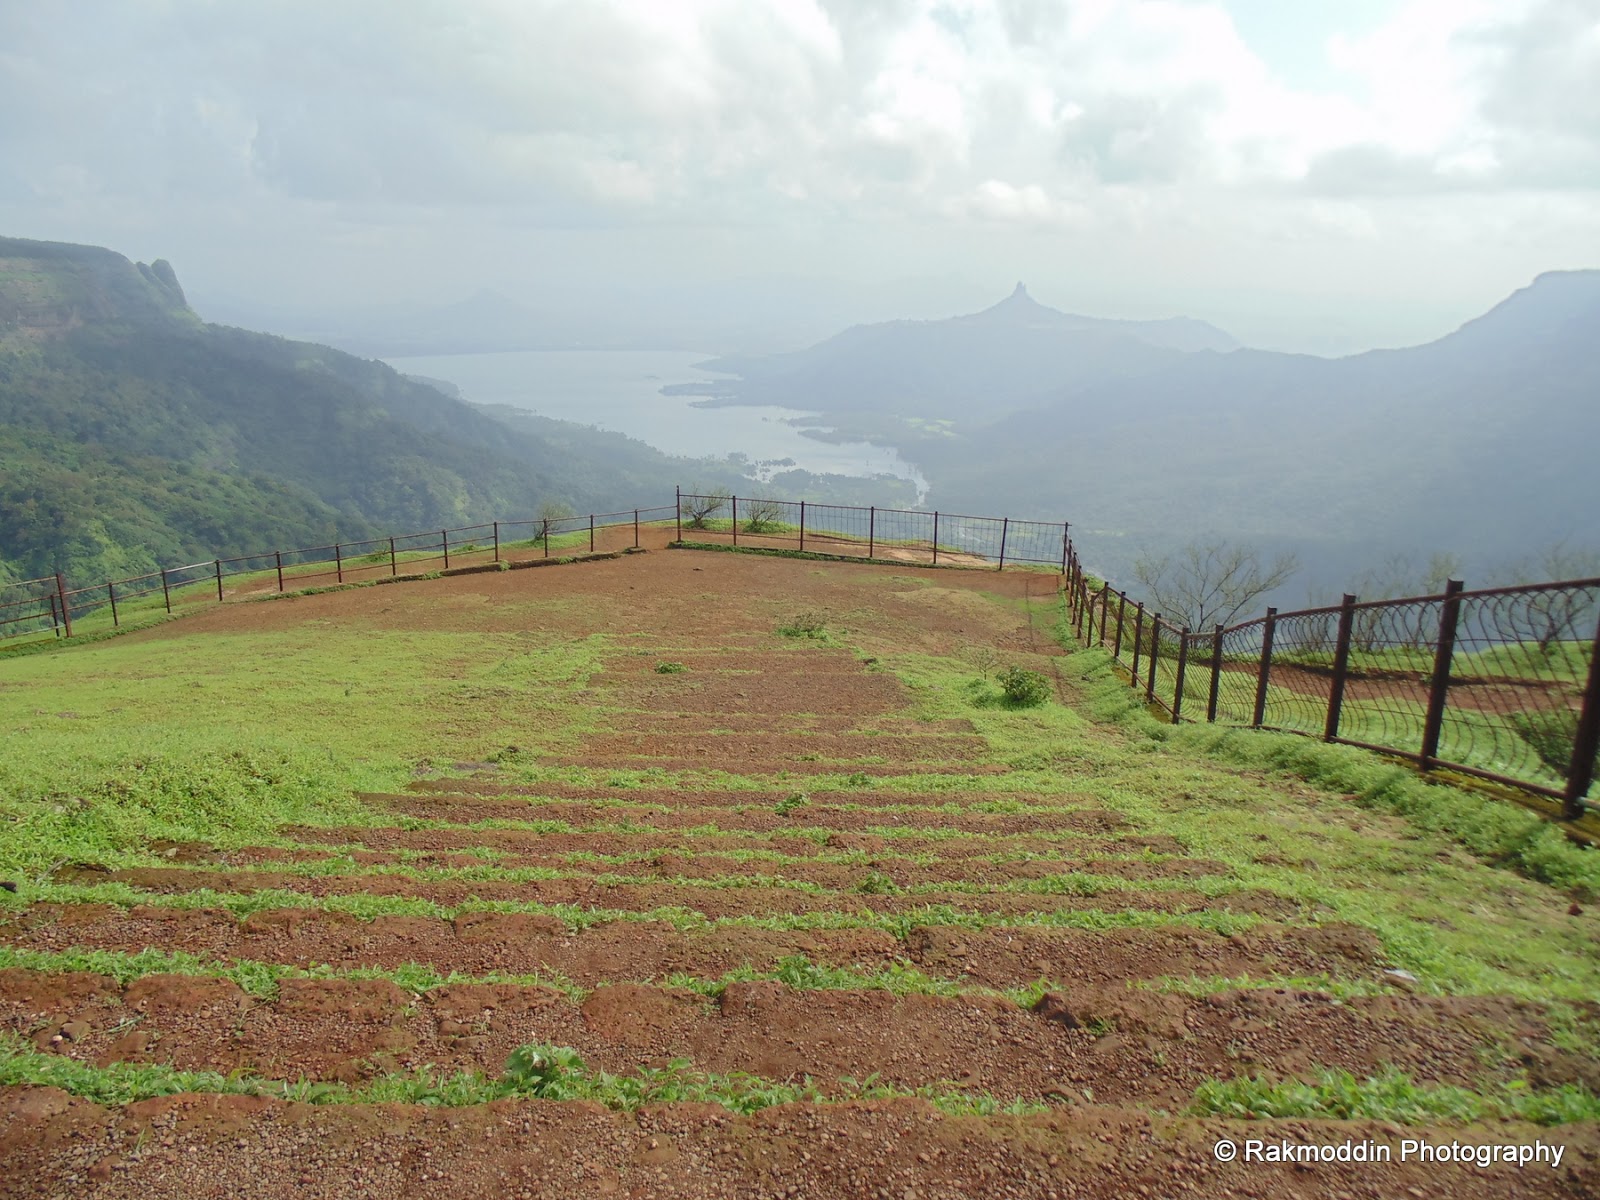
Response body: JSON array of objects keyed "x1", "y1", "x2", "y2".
[
  {"x1": 5, "y1": 1087, "x2": 1590, "y2": 1200},
  {"x1": 1, "y1": 906, "x2": 1377, "y2": 990},
  {"x1": 0, "y1": 969, "x2": 1555, "y2": 1107}
]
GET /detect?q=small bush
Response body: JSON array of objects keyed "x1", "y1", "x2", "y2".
[
  {"x1": 997, "y1": 666, "x2": 1051, "y2": 707},
  {"x1": 743, "y1": 499, "x2": 786, "y2": 534},
  {"x1": 857, "y1": 868, "x2": 900, "y2": 895},
  {"x1": 778, "y1": 610, "x2": 828, "y2": 639},
  {"x1": 654, "y1": 662, "x2": 687, "y2": 674},
  {"x1": 775, "y1": 792, "x2": 809, "y2": 816},
  {"x1": 503, "y1": 1044, "x2": 588, "y2": 1099}
]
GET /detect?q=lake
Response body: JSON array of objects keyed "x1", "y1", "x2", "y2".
[{"x1": 383, "y1": 349, "x2": 927, "y2": 496}]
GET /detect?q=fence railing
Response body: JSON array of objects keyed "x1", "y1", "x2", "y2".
[
  {"x1": 674, "y1": 488, "x2": 1069, "y2": 571},
  {"x1": 1063, "y1": 543, "x2": 1600, "y2": 818},
  {"x1": 1, "y1": 489, "x2": 1066, "y2": 651},
  {"x1": 0, "y1": 506, "x2": 679, "y2": 649}
]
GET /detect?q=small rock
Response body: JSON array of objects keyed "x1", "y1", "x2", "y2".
[
  {"x1": 1569, "y1": 903, "x2": 1584, "y2": 917},
  {"x1": 58, "y1": 1021, "x2": 92, "y2": 1042},
  {"x1": 0, "y1": 881, "x2": 17, "y2": 893},
  {"x1": 1382, "y1": 969, "x2": 1420, "y2": 991}
]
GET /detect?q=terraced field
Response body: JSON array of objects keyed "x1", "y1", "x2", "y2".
[{"x1": 3, "y1": 546, "x2": 1599, "y2": 1198}]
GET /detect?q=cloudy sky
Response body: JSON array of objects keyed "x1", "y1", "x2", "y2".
[{"x1": 3, "y1": 0, "x2": 1596, "y2": 353}]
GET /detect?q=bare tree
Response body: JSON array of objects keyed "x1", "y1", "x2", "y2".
[
  {"x1": 536, "y1": 499, "x2": 575, "y2": 525},
  {"x1": 680, "y1": 486, "x2": 731, "y2": 530},
  {"x1": 742, "y1": 497, "x2": 785, "y2": 534},
  {"x1": 1133, "y1": 541, "x2": 1299, "y2": 632},
  {"x1": 1489, "y1": 540, "x2": 1600, "y2": 654}
]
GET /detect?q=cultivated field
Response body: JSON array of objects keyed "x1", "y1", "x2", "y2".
[{"x1": 2, "y1": 547, "x2": 1598, "y2": 1198}]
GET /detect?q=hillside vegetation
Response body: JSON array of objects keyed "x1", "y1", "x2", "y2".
[{"x1": 0, "y1": 237, "x2": 746, "y2": 585}]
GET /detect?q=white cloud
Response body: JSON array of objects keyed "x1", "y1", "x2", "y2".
[{"x1": 2, "y1": 0, "x2": 1595, "y2": 350}]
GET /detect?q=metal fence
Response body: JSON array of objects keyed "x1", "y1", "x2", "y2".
[
  {"x1": 0, "y1": 505, "x2": 678, "y2": 648},
  {"x1": 673, "y1": 488, "x2": 1068, "y2": 571},
  {"x1": 1064, "y1": 543, "x2": 1600, "y2": 818}
]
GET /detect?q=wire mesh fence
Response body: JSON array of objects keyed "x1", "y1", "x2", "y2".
[
  {"x1": 1065, "y1": 541, "x2": 1600, "y2": 817},
  {"x1": 673, "y1": 489, "x2": 1068, "y2": 570}
]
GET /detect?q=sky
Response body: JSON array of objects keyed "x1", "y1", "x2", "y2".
[{"x1": 2, "y1": 0, "x2": 1596, "y2": 354}]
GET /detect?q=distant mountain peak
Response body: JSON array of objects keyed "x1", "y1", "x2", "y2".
[{"x1": 969, "y1": 281, "x2": 1058, "y2": 324}]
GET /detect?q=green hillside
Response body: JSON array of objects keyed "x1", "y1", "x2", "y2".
[{"x1": 0, "y1": 237, "x2": 744, "y2": 585}]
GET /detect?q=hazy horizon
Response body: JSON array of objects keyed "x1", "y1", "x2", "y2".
[{"x1": 4, "y1": 1, "x2": 1596, "y2": 356}]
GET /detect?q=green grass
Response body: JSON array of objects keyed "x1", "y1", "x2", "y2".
[
  {"x1": 0, "y1": 624, "x2": 611, "y2": 877},
  {"x1": 1192, "y1": 1066, "x2": 1600, "y2": 1126},
  {"x1": 0, "y1": 1031, "x2": 1049, "y2": 1115}
]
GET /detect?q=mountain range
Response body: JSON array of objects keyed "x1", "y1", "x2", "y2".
[
  {"x1": 691, "y1": 271, "x2": 1600, "y2": 593},
  {"x1": 4, "y1": 232, "x2": 1594, "y2": 602}
]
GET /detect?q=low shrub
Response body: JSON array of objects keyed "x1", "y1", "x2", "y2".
[{"x1": 997, "y1": 666, "x2": 1051, "y2": 707}]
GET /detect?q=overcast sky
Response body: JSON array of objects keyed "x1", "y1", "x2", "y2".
[{"x1": 3, "y1": 0, "x2": 1596, "y2": 353}]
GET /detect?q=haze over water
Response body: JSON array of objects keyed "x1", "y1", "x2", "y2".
[{"x1": 385, "y1": 349, "x2": 930, "y2": 498}]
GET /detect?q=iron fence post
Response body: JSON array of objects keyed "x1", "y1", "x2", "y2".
[
  {"x1": 442, "y1": 531, "x2": 449, "y2": 571},
  {"x1": 1084, "y1": 581, "x2": 1096, "y2": 645},
  {"x1": 1252, "y1": 608, "x2": 1277, "y2": 728},
  {"x1": 1324, "y1": 594, "x2": 1358, "y2": 742},
  {"x1": 675, "y1": 486, "x2": 682, "y2": 542},
  {"x1": 799, "y1": 500, "x2": 806, "y2": 552},
  {"x1": 1098, "y1": 582, "x2": 1111, "y2": 647},
  {"x1": 634, "y1": 510, "x2": 640, "y2": 548},
  {"x1": 1172, "y1": 628, "x2": 1191, "y2": 723},
  {"x1": 1419, "y1": 580, "x2": 1465, "y2": 770},
  {"x1": 161, "y1": 568, "x2": 171, "y2": 614},
  {"x1": 543, "y1": 519, "x2": 550, "y2": 558},
  {"x1": 1130, "y1": 602, "x2": 1145, "y2": 687},
  {"x1": 108, "y1": 581, "x2": 119, "y2": 628},
  {"x1": 868, "y1": 507, "x2": 875, "y2": 559},
  {"x1": 1563, "y1": 607, "x2": 1600, "y2": 819},
  {"x1": 732, "y1": 496, "x2": 739, "y2": 546},
  {"x1": 1113, "y1": 591, "x2": 1127, "y2": 660},
  {"x1": 54, "y1": 572, "x2": 71, "y2": 637},
  {"x1": 276, "y1": 550, "x2": 284, "y2": 592},
  {"x1": 215, "y1": 559, "x2": 224, "y2": 602},
  {"x1": 493, "y1": 523, "x2": 500, "y2": 564},
  {"x1": 932, "y1": 511, "x2": 940, "y2": 565},
  {"x1": 335, "y1": 543, "x2": 343, "y2": 583},
  {"x1": 1060, "y1": 523, "x2": 1068, "y2": 575},
  {"x1": 1145, "y1": 615, "x2": 1161, "y2": 703},
  {"x1": 998, "y1": 517, "x2": 1009, "y2": 571},
  {"x1": 389, "y1": 537, "x2": 397, "y2": 576},
  {"x1": 589, "y1": 514, "x2": 594, "y2": 554},
  {"x1": 1206, "y1": 624, "x2": 1224, "y2": 723}
]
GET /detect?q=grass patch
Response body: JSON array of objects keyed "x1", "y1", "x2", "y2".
[
  {"x1": 0, "y1": 1032, "x2": 1048, "y2": 1116},
  {"x1": 1192, "y1": 1066, "x2": 1600, "y2": 1126}
]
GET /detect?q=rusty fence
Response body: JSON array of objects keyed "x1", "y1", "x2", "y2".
[
  {"x1": 1064, "y1": 544, "x2": 1600, "y2": 817},
  {"x1": 674, "y1": 488, "x2": 1069, "y2": 571},
  {"x1": 0, "y1": 505, "x2": 678, "y2": 648}
]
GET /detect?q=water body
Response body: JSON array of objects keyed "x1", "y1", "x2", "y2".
[{"x1": 384, "y1": 349, "x2": 927, "y2": 496}]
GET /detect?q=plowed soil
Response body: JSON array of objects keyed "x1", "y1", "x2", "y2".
[{"x1": 4, "y1": 544, "x2": 1595, "y2": 1198}]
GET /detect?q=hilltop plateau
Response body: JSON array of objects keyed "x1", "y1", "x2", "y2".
[{"x1": 2, "y1": 543, "x2": 1599, "y2": 1196}]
